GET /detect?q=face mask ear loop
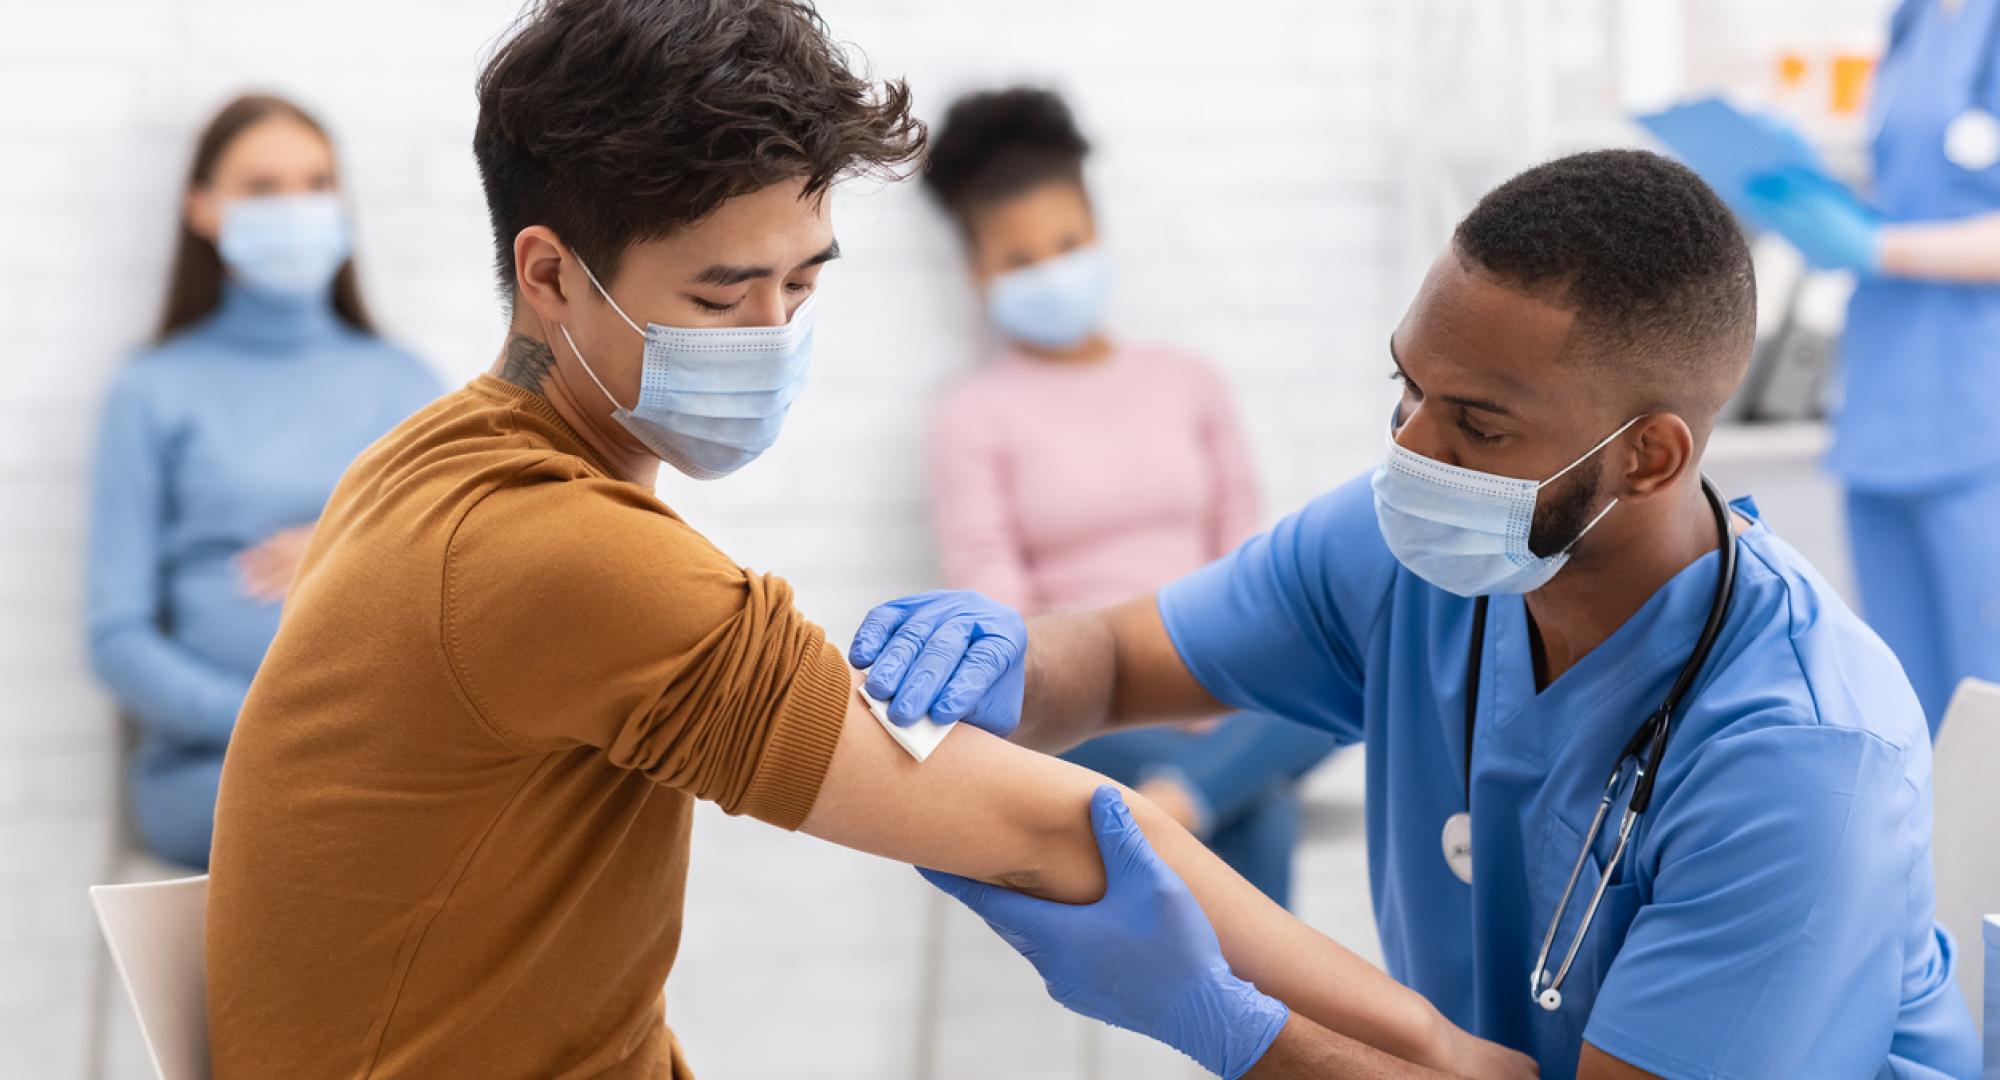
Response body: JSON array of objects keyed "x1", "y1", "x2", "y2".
[
  {"x1": 570, "y1": 251, "x2": 645, "y2": 337},
  {"x1": 1556, "y1": 497, "x2": 1622, "y2": 557},
  {"x1": 1539, "y1": 414, "x2": 1648, "y2": 489},
  {"x1": 553, "y1": 322, "x2": 627, "y2": 414}
]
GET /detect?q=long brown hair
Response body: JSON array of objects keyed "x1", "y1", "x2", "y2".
[{"x1": 155, "y1": 93, "x2": 375, "y2": 340}]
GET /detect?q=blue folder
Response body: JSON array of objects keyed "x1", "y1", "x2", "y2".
[{"x1": 1636, "y1": 96, "x2": 1870, "y2": 218}]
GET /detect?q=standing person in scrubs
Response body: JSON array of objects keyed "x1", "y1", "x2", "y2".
[
  {"x1": 921, "y1": 86, "x2": 1337, "y2": 906},
  {"x1": 860, "y1": 150, "x2": 1980, "y2": 1078},
  {"x1": 85, "y1": 93, "x2": 439, "y2": 869},
  {"x1": 1739, "y1": 0, "x2": 2000, "y2": 733}
]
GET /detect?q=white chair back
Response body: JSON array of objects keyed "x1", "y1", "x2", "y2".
[
  {"x1": 1983, "y1": 915, "x2": 1999, "y2": 1080},
  {"x1": 89, "y1": 874, "x2": 211, "y2": 1080},
  {"x1": 1933, "y1": 679, "x2": 2000, "y2": 1021}
]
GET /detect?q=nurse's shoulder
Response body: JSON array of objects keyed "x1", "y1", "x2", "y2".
[
  {"x1": 1645, "y1": 510, "x2": 1931, "y2": 859},
  {"x1": 1708, "y1": 514, "x2": 1930, "y2": 754},
  {"x1": 1264, "y1": 471, "x2": 1404, "y2": 623}
]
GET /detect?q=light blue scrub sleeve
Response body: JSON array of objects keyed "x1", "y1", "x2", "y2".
[
  {"x1": 1157, "y1": 476, "x2": 1393, "y2": 744},
  {"x1": 85, "y1": 371, "x2": 251, "y2": 747},
  {"x1": 1582, "y1": 723, "x2": 1930, "y2": 1078}
]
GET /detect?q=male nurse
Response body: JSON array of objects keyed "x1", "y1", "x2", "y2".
[{"x1": 859, "y1": 150, "x2": 1980, "y2": 1079}]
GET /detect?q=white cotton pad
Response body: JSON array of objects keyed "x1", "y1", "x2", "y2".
[{"x1": 859, "y1": 687, "x2": 956, "y2": 761}]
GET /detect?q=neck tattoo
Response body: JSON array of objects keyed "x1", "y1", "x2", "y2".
[{"x1": 498, "y1": 332, "x2": 557, "y2": 393}]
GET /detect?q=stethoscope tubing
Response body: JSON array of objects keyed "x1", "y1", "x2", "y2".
[{"x1": 1461, "y1": 477, "x2": 1740, "y2": 1011}]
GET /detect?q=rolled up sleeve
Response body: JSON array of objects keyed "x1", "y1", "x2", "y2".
[{"x1": 443, "y1": 475, "x2": 851, "y2": 829}]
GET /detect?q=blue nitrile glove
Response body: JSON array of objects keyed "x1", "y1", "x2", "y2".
[
  {"x1": 919, "y1": 786, "x2": 1290, "y2": 1080},
  {"x1": 1740, "y1": 166, "x2": 1883, "y2": 274},
  {"x1": 848, "y1": 589, "x2": 1025, "y2": 737},
  {"x1": 1744, "y1": 110, "x2": 1831, "y2": 176}
]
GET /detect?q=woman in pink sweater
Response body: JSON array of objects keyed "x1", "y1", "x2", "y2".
[{"x1": 922, "y1": 88, "x2": 1336, "y2": 906}]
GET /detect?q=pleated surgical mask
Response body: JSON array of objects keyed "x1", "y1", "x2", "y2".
[
  {"x1": 986, "y1": 245, "x2": 1112, "y2": 350},
  {"x1": 560, "y1": 254, "x2": 815, "y2": 481},
  {"x1": 1371, "y1": 412, "x2": 1642, "y2": 596},
  {"x1": 217, "y1": 194, "x2": 352, "y2": 299}
]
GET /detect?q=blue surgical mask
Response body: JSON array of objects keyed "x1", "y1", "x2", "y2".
[
  {"x1": 217, "y1": 194, "x2": 353, "y2": 299},
  {"x1": 1371, "y1": 412, "x2": 1642, "y2": 596},
  {"x1": 986, "y1": 245, "x2": 1112, "y2": 349},
  {"x1": 560, "y1": 254, "x2": 815, "y2": 481}
]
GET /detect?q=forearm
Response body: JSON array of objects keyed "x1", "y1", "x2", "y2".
[
  {"x1": 1879, "y1": 211, "x2": 2000, "y2": 282},
  {"x1": 1246, "y1": 1014, "x2": 1452, "y2": 1080},
  {"x1": 1016, "y1": 609, "x2": 1119, "y2": 752},
  {"x1": 1123, "y1": 787, "x2": 1452, "y2": 1069},
  {"x1": 803, "y1": 684, "x2": 1452, "y2": 1066},
  {"x1": 1018, "y1": 596, "x2": 1228, "y2": 753},
  {"x1": 90, "y1": 625, "x2": 249, "y2": 746}
]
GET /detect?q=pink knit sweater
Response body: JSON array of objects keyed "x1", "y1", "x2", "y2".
[{"x1": 927, "y1": 344, "x2": 1261, "y2": 614}]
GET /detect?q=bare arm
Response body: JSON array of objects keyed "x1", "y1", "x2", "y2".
[
  {"x1": 1014, "y1": 594, "x2": 1228, "y2": 754},
  {"x1": 801, "y1": 670, "x2": 1519, "y2": 1075},
  {"x1": 1246, "y1": 1015, "x2": 1456, "y2": 1079},
  {"x1": 1879, "y1": 211, "x2": 2000, "y2": 282}
]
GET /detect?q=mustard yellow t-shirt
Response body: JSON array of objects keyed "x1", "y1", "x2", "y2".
[{"x1": 206, "y1": 376, "x2": 851, "y2": 1078}]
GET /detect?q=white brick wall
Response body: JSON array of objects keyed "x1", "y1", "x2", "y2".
[{"x1": 0, "y1": 1, "x2": 1897, "y2": 1076}]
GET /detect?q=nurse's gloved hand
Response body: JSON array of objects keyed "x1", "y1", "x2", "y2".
[
  {"x1": 1741, "y1": 167, "x2": 1883, "y2": 273},
  {"x1": 1744, "y1": 111, "x2": 1831, "y2": 175},
  {"x1": 848, "y1": 589, "x2": 1025, "y2": 737},
  {"x1": 919, "y1": 786, "x2": 1289, "y2": 1080}
]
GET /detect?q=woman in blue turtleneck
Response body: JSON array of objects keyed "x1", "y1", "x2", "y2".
[{"x1": 86, "y1": 94, "x2": 440, "y2": 869}]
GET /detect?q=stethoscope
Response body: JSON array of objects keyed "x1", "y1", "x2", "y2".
[
  {"x1": 1873, "y1": 0, "x2": 2000, "y2": 170},
  {"x1": 1443, "y1": 477, "x2": 1739, "y2": 1013}
]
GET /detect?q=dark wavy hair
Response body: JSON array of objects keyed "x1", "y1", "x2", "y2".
[
  {"x1": 473, "y1": 0, "x2": 924, "y2": 295},
  {"x1": 922, "y1": 87, "x2": 1090, "y2": 231},
  {"x1": 157, "y1": 93, "x2": 374, "y2": 340}
]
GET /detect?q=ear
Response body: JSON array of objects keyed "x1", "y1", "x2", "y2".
[
  {"x1": 186, "y1": 187, "x2": 222, "y2": 243},
  {"x1": 513, "y1": 225, "x2": 577, "y2": 329},
  {"x1": 1620, "y1": 413, "x2": 1694, "y2": 500}
]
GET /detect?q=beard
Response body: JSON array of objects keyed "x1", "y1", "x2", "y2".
[{"x1": 1527, "y1": 463, "x2": 1606, "y2": 559}]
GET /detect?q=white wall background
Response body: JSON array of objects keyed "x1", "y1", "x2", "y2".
[{"x1": 0, "y1": 0, "x2": 1895, "y2": 1076}]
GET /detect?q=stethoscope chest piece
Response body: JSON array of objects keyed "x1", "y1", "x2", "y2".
[
  {"x1": 1441, "y1": 811, "x2": 1473, "y2": 884},
  {"x1": 1945, "y1": 108, "x2": 2000, "y2": 170}
]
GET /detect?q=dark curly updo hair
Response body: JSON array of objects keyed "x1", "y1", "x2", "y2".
[
  {"x1": 474, "y1": 0, "x2": 925, "y2": 295},
  {"x1": 923, "y1": 87, "x2": 1089, "y2": 230}
]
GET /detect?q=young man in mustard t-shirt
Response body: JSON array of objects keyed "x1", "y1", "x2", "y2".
[{"x1": 202, "y1": 2, "x2": 1533, "y2": 1077}]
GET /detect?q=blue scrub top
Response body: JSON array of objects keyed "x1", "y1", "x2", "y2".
[
  {"x1": 1159, "y1": 474, "x2": 1978, "y2": 1079},
  {"x1": 1833, "y1": 0, "x2": 2000, "y2": 491}
]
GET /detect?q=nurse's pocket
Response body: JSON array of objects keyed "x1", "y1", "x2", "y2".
[{"x1": 1533, "y1": 809, "x2": 1644, "y2": 1049}]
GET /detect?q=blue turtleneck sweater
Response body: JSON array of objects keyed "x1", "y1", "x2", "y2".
[{"x1": 86, "y1": 284, "x2": 440, "y2": 866}]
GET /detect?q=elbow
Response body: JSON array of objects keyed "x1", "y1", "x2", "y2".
[
  {"x1": 1000, "y1": 780, "x2": 1172, "y2": 906},
  {"x1": 990, "y1": 866, "x2": 1056, "y2": 896},
  {"x1": 989, "y1": 784, "x2": 1152, "y2": 905},
  {"x1": 84, "y1": 619, "x2": 126, "y2": 687},
  {"x1": 84, "y1": 618, "x2": 157, "y2": 705}
]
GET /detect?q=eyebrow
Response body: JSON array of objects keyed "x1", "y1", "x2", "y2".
[
  {"x1": 690, "y1": 239, "x2": 841, "y2": 288},
  {"x1": 1388, "y1": 337, "x2": 1515, "y2": 418}
]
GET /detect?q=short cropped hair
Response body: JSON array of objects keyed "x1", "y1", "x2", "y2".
[
  {"x1": 473, "y1": 0, "x2": 924, "y2": 294},
  {"x1": 1452, "y1": 149, "x2": 1756, "y2": 411},
  {"x1": 922, "y1": 87, "x2": 1089, "y2": 230}
]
